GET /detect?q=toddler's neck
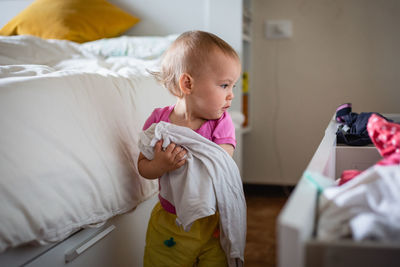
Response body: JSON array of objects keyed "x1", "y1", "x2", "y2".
[{"x1": 170, "y1": 101, "x2": 206, "y2": 131}]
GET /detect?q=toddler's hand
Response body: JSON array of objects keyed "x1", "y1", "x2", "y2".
[{"x1": 153, "y1": 140, "x2": 187, "y2": 174}]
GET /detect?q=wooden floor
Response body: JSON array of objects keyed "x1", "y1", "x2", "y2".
[{"x1": 243, "y1": 185, "x2": 292, "y2": 267}]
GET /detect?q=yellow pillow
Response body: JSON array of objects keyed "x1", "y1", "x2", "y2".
[{"x1": 0, "y1": 0, "x2": 140, "y2": 43}]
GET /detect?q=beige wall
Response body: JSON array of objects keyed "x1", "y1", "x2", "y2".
[{"x1": 243, "y1": 0, "x2": 400, "y2": 185}]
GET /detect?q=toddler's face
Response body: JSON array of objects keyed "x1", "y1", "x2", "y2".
[{"x1": 189, "y1": 50, "x2": 241, "y2": 120}]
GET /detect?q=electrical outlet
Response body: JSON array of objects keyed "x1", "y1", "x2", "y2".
[{"x1": 265, "y1": 20, "x2": 292, "y2": 39}]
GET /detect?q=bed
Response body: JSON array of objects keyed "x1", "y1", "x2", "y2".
[
  {"x1": 0, "y1": 0, "x2": 244, "y2": 266},
  {"x1": 0, "y1": 33, "x2": 178, "y2": 266},
  {"x1": 277, "y1": 113, "x2": 400, "y2": 267}
]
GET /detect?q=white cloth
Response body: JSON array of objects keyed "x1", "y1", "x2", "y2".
[
  {"x1": 318, "y1": 164, "x2": 400, "y2": 241},
  {"x1": 138, "y1": 121, "x2": 246, "y2": 266}
]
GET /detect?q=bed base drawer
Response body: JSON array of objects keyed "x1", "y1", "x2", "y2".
[{"x1": 305, "y1": 239, "x2": 400, "y2": 267}]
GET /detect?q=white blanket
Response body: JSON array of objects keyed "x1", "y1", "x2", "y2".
[
  {"x1": 139, "y1": 121, "x2": 246, "y2": 266},
  {"x1": 318, "y1": 164, "x2": 400, "y2": 241},
  {"x1": 0, "y1": 35, "x2": 161, "y2": 78}
]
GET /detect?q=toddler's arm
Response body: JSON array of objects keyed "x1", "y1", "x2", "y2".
[
  {"x1": 137, "y1": 140, "x2": 187, "y2": 179},
  {"x1": 219, "y1": 144, "x2": 234, "y2": 157}
]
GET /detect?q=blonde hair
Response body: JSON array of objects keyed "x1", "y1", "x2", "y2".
[{"x1": 152, "y1": 31, "x2": 239, "y2": 98}]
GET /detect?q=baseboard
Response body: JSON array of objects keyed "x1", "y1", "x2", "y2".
[{"x1": 243, "y1": 183, "x2": 294, "y2": 197}]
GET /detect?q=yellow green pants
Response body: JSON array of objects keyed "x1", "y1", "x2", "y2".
[{"x1": 143, "y1": 202, "x2": 227, "y2": 267}]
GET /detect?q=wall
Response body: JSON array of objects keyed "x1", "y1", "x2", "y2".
[{"x1": 243, "y1": 0, "x2": 400, "y2": 185}]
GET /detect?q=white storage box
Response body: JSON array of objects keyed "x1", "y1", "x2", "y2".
[{"x1": 277, "y1": 114, "x2": 400, "y2": 267}]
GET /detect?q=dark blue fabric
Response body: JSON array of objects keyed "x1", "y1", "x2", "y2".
[{"x1": 336, "y1": 112, "x2": 392, "y2": 146}]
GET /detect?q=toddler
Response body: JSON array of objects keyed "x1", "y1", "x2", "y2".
[{"x1": 137, "y1": 30, "x2": 243, "y2": 267}]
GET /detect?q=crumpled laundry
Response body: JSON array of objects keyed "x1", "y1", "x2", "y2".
[
  {"x1": 318, "y1": 114, "x2": 400, "y2": 241},
  {"x1": 318, "y1": 165, "x2": 400, "y2": 241},
  {"x1": 338, "y1": 114, "x2": 400, "y2": 185}
]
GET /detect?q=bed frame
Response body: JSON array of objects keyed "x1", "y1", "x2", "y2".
[
  {"x1": 277, "y1": 114, "x2": 400, "y2": 267},
  {"x1": 0, "y1": 196, "x2": 159, "y2": 267},
  {"x1": 0, "y1": 1, "x2": 245, "y2": 266}
]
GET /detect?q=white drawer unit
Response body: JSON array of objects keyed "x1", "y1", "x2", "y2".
[
  {"x1": 0, "y1": 196, "x2": 158, "y2": 267},
  {"x1": 277, "y1": 114, "x2": 400, "y2": 267}
]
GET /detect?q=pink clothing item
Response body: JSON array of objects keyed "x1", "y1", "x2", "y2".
[
  {"x1": 367, "y1": 114, "x2": 400, "y2": 164},
  {"x1": 378, "y1": 153, "x2": 400, "y2": 166},
  {"x1": 142, "y1": 105, "x2": 236, "y2": 214},
  {"x1": 143, "y1": 105, "x2": 236, "y2": 148},
  {"x1": 339, "y1": 169, "x2": 363, "y2": 186}
]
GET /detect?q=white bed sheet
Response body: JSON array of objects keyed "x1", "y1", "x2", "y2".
[{"x1": 0, "y1": 35, "x2": 176, "y2": 253}]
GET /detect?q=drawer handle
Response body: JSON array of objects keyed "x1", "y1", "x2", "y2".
[{"x1": 65, "y1": 224, "x2": 116, "y2": 263}]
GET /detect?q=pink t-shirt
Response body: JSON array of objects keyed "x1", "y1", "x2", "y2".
[
  {"x1": 142, "y1": 105, "x2": 236, "y2": 214},
  {"x1": 143, "y1": 105, "x2": 236, "y2": 147}
]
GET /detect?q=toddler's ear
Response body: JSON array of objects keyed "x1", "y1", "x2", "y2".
[{"x1": 179, "y1": 73, "x2": 193, "y2": 95}]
